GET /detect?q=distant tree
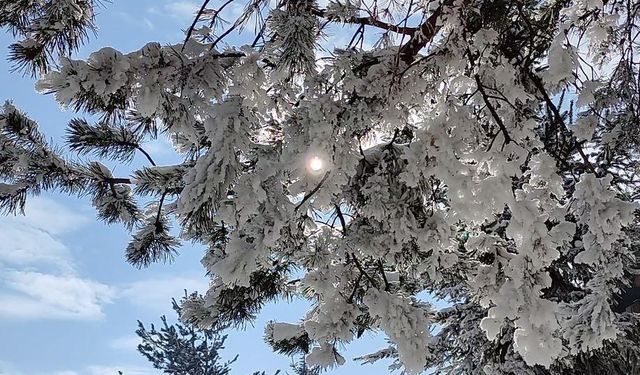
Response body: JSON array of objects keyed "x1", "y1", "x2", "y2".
[
  {"x1": 288, "y1": 357, "x2": 320, "y2": 375},
  {"x1": 136, "y1": 293, "x2": 236, "y2": 375}
]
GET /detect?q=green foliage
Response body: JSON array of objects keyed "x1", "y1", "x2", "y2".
[{"x1": 136, "y1": 295, "x2": 236, "y2": 375}]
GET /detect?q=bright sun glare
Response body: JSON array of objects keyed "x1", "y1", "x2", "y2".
[{"x1": 308, "y1": 156, "x2": 324, "y2": 172}]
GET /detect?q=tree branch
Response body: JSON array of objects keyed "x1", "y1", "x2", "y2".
[
  {"x1": 526, "y1": 70, "x2": 599, "y2": 176},
  {"x1": 154, "y1": 191, "x2": 167, "y2": 233},
  {"x1": 311, "y1": 9, "x2": 419, "y2": 35},
  {"x1": 104, "y1": 177, "x2": 132, "y2": 184},
  {"x1": 136, "y1": 145, "x2": 157, "y2": 166},
  {"x1": 334, "y1": 204, "x2": 347, "y2": 235},
  {"x1": 350, "y1": 253, "x2": 378, "y2": 287},
  {"x1": 398, "y1": 2, "x2": 449, "y2": 62},
  {"x1": 474, "y1": 74, "x2": 512, "y2": 149},
  {"x1": 347, "y1": 272, "x2": 363, "y2": 303},
  {"x1": 294, "y1": 172, "x2": 330, "y2": 211},
  {"x1": 377, "y1": 260, "x2": 390, "y2": 291},
  {"x1": 182, "y1": 0, "x2": 213, "y2": 51}
]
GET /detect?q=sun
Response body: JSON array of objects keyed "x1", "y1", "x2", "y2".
[{"x1": 308, "y1": 156, "x2": 324, "y2": 172}]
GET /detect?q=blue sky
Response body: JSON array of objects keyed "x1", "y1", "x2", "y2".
[{"x1": 0, "y1": 1, "x2": 393, "y2": 374}]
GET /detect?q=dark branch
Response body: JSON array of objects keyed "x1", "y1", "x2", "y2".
[
  {"x1": 526, "y1": 70, "x2": 599, "y2": 176},
  {"x1": 136, "y1": 145, "x2": 157, "y2": 166},
  {"x1": 294, "y1": 172, "x2": 331, "y2": 211},
  {"x1": 154, "y1": 191, "x2": 167, "y2": 232},
  {"x1": 334, "y1": 204, "x2": 348, "y2": 235},
  {"x1": 347, "y1": 272, "x2": 363, "y2": 303},
  {"x1": 350, "y1": 252, "x2": 378, "y2": 287},
  {"x1": 104, "y1": 177, "x2": 132, "y2": 184},
  {"x1": 311, "y1": 9, "x2": 420, "y2": 35},
  {"x1": 182, "y1": 0, "x2": 213, "y2": 51},
  {"x1": 474, "y1": 74, "x2": 512, "y2": 149},
  {"x1": 399, "y1": 3, "x2": 448, "y2": 61},
  {"x1": 377, "y1": 260, "x2": 390, "y2": 291}
]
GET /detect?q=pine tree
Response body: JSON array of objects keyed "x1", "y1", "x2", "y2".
[
  {"x1": 0, "y1": 0, "x2": 97, "y2": 76},
  {"x1": 288, "y1": 357, "x2": 320, "y2": 375},
  {"x1": 2, "y1": 0, "x2": 640, "y2": 374},
  {"x1": 135, "y1": 294, "x2": 236, "y2": 375}
]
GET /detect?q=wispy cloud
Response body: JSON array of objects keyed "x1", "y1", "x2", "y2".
[
  {"x1": 141, "y1": 137, "x2": 178, "y2": 161},
  {"x1": 163, "y1": 1, "x2": 200, "y2": 19},
  {"x1": 0, "y1": 197, "x2": 207, "y2": 320},
  {"x1": 121, "y1": 276, "x2": 209, "y2": 312},
  {"x1": 0, "y1": 360, "x2": 82, "y2": 375},
  {"x1": 9, "y1": 197, "x2": 90, "y2": 235},
  {"x1": 0, "y1": 271, "x2": 116, "y2": 320},
  {"x1": 115, "y1": 11, "x2": 154, "y2": 31},
  {"x1": 0, "y1": 359, "x2": 23, "y2": 375},
  {"x1": 0, "y1": 224, "x2": 73, "y2": 272},
  {"x1": 0, "y1": 197, "x2": 115, "y2": 321},
  {"x1": 0, "y1": 197, "x2": 89, "y2": 271}
]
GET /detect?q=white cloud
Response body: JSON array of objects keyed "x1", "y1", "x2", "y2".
[
  {"x1": 115, "y1": 11, "x2": 154, "y2": 31},
  {"x1": 121, "y1": 276, "x2": 208, "y2": 312},
  {"x1": 161, "y1": 0, "x2": 244, "y2": 23},
  {"x1": 0, "y1": 197, "x2": 115, "y2": 321},
  {"x1": 0, "y1": 271, "x2": 116, "y2": 320},
  {"x1": 12, "y1": 197, "x2": 90, "y2": 235},
  {"x1": 0, "y1": 272, "x2": 209, "y2": 320},
  {"x1": 109, "y1": 335, "x2": 142, "y2": 352},
  {"x1": 0, "y1": 197, "x2": 207, "y2": 321},
  {"x1": 0, "y1": 359, "x2": 23, "y2": 375},
  {"x1": 0, "y1": 197, "x2": 89, "y2": 271},
  {"x1": 143, "y1": 18, "x2": 155, "y2": 30},
  {"x1": 0, "y1": 224, "x2": 73, "y2": 271},
  {"x1": 0, "y1": 360, "x2": 79, "y2": 375},
  {"x1": 164, "y1": 1, "x2": 199, "y2": 19}
]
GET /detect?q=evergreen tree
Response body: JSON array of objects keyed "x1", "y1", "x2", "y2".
[
  {"x1": 288, "y1": 357, "x2": 320, "y2": 375},
  {"x1": 2, "y1": 0, "x2": 640, "y2": 374},
  {"x1": 135, "y1": 294, "x2": 236, "y2": 375}
]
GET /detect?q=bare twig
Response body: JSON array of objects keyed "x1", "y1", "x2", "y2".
[
  {"x1": 347, "y1": 272, "x2": 363, "y2": 303},
  {"x1": 104, "y1": 177, "x2": 132, "y2": 184},
  {"x1": 182, "y1": 0, "x2": 213, "y2": 51},
  {"x1": 136, "y1": 145, "x2": 157, "y2": 166},
  {"x1": 526, "y1": 70, "x2": 599, "y2": 176},
  {"x1": 474, "y1": 74, "x2": 512, "y2": 149},
  {"x1": 334, "y1": 204, "x2": 348, "y2": 235},
  {"x1": 377, "y1": 260, "x2": 390, "y2": 291},
  {"x1": 294, "y1": 171, "x2": 330, "y2": 211},
  {"x1": 154, "y1": 191, "x2": 167, "y2": 232},
  {"x1": 351, "y1": 252, "x2": 378, "y2": 287}
]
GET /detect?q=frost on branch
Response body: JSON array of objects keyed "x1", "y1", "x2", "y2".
[
  {"x1": 363, "y1": 290, "x2": 432, "y2": 374},
  {"x1": 265, "y1": 322, "x2": 312, "y2": 357},
  {"x1": 126, "y1": 205, "x2": 180, "y2": 268},
  {"x1": 3, "y1": 0, "x2": 640, "y2": 373},
  {"x1": 66, "y1": 118, "x2": 143, "y2": 163},
  {"x1": 561, "y1": 174, "x2": 637, "y2": 355},
  {"x1": 0, "y1": 102, "x2": 88, "y2": 213},
  {"x1": 0, "y1": 0, "x2": 96, "y2": 75},
  {"x1": 86, "y1": 161, "x2": 141, "y2": 229}
]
